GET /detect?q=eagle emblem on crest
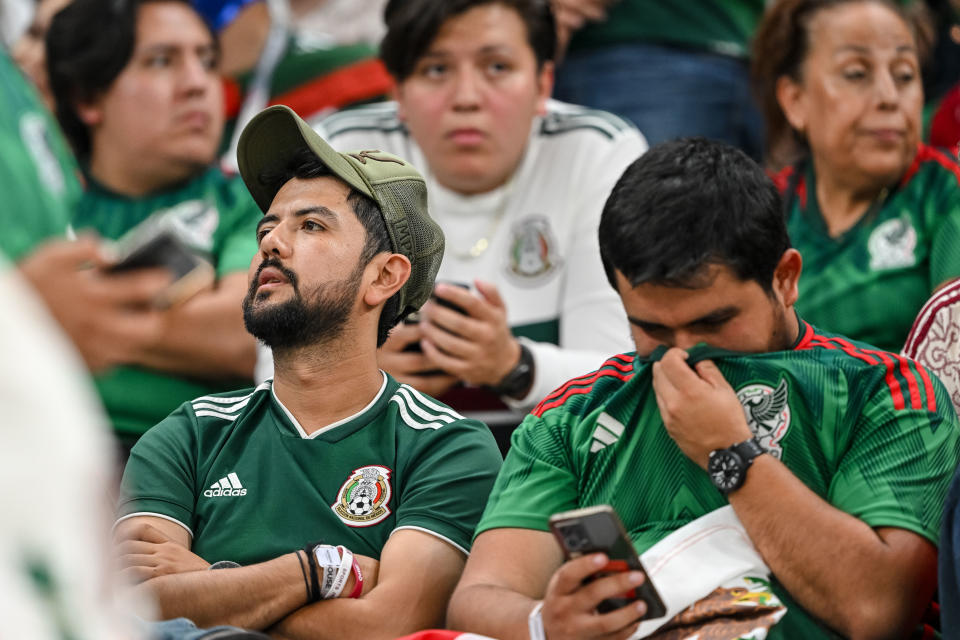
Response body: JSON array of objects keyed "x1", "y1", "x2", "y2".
[{"x1": 736, "y1": 379, "x2": 791, "y2": 459}]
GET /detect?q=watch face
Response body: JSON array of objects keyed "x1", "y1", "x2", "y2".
[{"x1": 708, "y1": 450, "x2": 743, "y2": 493}]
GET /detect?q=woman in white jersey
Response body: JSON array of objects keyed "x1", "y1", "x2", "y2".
[{"x1": 317, "y1": 0, "x2": 646, "y2": 431}]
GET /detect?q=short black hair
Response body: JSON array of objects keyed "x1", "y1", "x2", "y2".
[
  {"x1": 260, "y1": 149, "x2": 400, "y2": 347},
  {"x1": 45, "y1": 0, "x2": 217, "y2": 158},
  {"x1": 381, "y1": 0, "x2": 556, "y2": 82},
  {"x1": 599, "y1": 138, "x2": 789, "y2": 293}
]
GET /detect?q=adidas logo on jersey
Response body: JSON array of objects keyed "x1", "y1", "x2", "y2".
[
  {"x1": 590, "y1": 412, "x2": 625, "y2": 453},
  {"x1": 204, "y1": 472, "x2": 247, "y2": 497}
]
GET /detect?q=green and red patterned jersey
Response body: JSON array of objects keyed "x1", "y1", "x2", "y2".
[
  {"x1": 72, "y1": 167, "x2": 262, "y2": 439},
  {"x1": 220, "y1": 37, "x2": 392, "y2": 154},
  {"x1": 0, "y1": 50, "x2": 80, "y2": 260},
  {"x1": 774, "y1": 143, "x2": 960, "y2": 351},
  {"x1": 118, "y1": 374, "x2": 502, "y2": 564},
  {"x1": 477, "y1": 317, "x2": 960, "y2": 638}
]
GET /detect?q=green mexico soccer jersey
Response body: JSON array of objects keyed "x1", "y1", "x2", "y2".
[
  {"x1": 118, "y1": 373, "x2": 503, "y2": 563},
  {"x1": 72, "y1": 168, "x2": 262, "y2": 439},
  {"x1": 566, "y1": 0, "x2": 764, "y2": 58},
  {"x1": 477, "y1": 318, "x2": 960, "y2": 638},
  {"x1": 776, "y1": 144, "x2": 960, "y2": 352},
  {"x1": 0, "y1": 50, "x2": 80, "y2": 260}
]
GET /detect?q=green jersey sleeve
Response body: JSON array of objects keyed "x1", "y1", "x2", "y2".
[
  {"x1": 394, "y1": 417, "x2": 502, "y2": 553},
  {"x1": 0, "y1": 53, "x2": 78, "y2": 261},
  {"x1": 828, "y1": 364, "x2": 960, "y2": 545},
  {"x1": 211, "y1": 174, "x2": 261, "y2": 277},
  {"x1": 476, "y1": 411, "x2": 581, "y2": 536},
  {"x1": 117, "y1": 403, "x2": 199, "y2": 532}
]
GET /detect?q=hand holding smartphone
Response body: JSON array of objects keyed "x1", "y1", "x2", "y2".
[
  {"x1": 107, "y1": 223, "x2": 214, "y2": 308},
  {"x1": 549, "y1": 505, "x2": 667, "y2": 620}
]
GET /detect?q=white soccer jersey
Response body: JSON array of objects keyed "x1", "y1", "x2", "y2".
[{"x1": 314, "y1": 100, "x2": 646, "y2": 408}]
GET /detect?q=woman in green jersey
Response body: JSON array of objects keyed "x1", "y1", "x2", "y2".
[{"x1": 753, "y1": 0, "x2": 960, "y2": 352}]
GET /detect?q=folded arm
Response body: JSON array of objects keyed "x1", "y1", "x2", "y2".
[{"x1": 269, "y1": 528, "x2": 466, "y2": 640}]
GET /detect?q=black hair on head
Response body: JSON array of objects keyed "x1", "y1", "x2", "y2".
[
  {"x1": 45, "y1": 0, "x2": 217, "y2": 158},
  {"x1": 599, "y1": 137, "x2": 789, "y2": 293},
  {"x1": 381, "y1": 0, "x2": 556, "y2": 81}
]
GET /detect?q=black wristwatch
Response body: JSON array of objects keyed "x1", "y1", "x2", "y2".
[
  {"x1": 487, "y1": 342, "x2": 534, "y2": 399},
  {"x1": 707, "y1": 437, "x2": 765, "y2": 495}
]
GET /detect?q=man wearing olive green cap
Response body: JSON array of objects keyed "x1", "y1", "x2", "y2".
[{"x1": 114, "y1": 105, "x2": 502, "y2": 637}]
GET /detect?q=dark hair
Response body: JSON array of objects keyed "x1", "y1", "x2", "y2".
[
  {"x1": 45, "y1": 0, "x2": 218, "y2": 158},
  {"x1": 599, "y1": 138, "x2": 789, "y2": 293},
  {"x1": 381, "y1": 0, "x2": 556, "y2": 81},
  {"x1": 261, "y1": 149, "x2": 400, "y2": 347},
  {"x1": 752, "y1": 0, "x2": 932, "y2": 169}
]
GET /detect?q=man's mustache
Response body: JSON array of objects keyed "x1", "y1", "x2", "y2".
[{"x1": 251, "y1": 257, "x2": 299, "y2": 296}]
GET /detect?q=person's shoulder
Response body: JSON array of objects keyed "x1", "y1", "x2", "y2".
[
  {"x1": 531, "y1": 352, "x2": 637, "y2": 420},
  {"x1": 314, "y1": 102, "x2": 405, "y2": 141},
  {"x1": 186, "y1": 381, "x2": 273, "y2": 429},
  {"x1": 794, "y1": 322, "x2": 940, "y2": 413},
  {"x1": 384, "y1": 378, "x2": 488, "y2": 435},
  {"x1": 901, "y1": 143, "x2": 960, "y2": 191},
  {"x1": 537, "y1": 99, "x2": 644, "y2": 145}
]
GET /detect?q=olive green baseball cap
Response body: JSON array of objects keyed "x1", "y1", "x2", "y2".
[{"x1": 236, "y1": 104, "x2": 445, "y2": 319}]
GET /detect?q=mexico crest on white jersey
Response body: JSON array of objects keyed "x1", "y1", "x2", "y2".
[
  {"x1": 332, "y1": 465, "x2": 392, "y2": 527},
  {"x1": 506, "y1": 215, "x2": 560, "y2": 283},
  {"x1": 736, "y1": 379, "x2": 791, "y2": 460}
]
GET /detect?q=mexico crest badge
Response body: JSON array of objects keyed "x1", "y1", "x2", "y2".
[
  {"x1": 507, "y1": 215, "x2": 560, "y2": 282},
  {"x1": 736, "y1": 379, "x2": 791, "y2": 460},
  {"x1": 332, "y1": 465, "x2": 392, "y2": 527}
]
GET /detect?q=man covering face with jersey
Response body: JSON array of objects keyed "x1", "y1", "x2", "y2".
[
  {"x1": 114, "y1": 105, "x2": 502, "y2": 638},
  {"x1": 448, "y1": 138, "x2": 960, "y2": 640}
]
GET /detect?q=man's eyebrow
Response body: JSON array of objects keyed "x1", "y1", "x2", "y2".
[
  {"x1": 256, "y1": 214, "x2": 278, "y2": 234},
  {"x1": 294, "y1": 206, "x2": 339, "y2": 224},
  {"x1": 626, "y1": 306, "x2": 739, "y2": 330}
]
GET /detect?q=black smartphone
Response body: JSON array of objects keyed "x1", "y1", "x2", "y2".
[
  {"x1": 548, "y1": 505, "x2": 667, "y2": 620},
  {"x1": 403, "y1": 281, "x2": 471, "y2": 354},
  {"x1": 108, "y1": 228, "x2": 214, "y2": 308}
]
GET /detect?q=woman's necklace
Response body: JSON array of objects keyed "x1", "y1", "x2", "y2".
[{"x1": 444, "y1": 174, "x2": 515, "y2": 261}]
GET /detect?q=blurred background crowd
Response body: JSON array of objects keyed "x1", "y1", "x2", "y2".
[{"x1": 2, "y1": 0, "x2": 960, "y2": 637}]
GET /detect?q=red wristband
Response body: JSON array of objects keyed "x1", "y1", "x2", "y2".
[{"x1": 347, "y1": 555, "x2": 363, "y2": 598}]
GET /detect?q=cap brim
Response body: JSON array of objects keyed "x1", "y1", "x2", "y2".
[{"x1": 236, "y1": 105, "x2": 375, "y2": 212}]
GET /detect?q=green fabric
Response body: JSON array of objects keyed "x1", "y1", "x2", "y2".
[
  {"x1": 72, "y1": 167, "x2": 262, "y2": 437},
  {"x1": 784, "y1": 145, "x2": 960, "y2": 352},
  {"x1": 0, "y1": 51, "x2": 80, "y2": 260},
  {"x1": 119, "y1": 376, "x2": 503, "y2": 564},
  {"x1": 566, "y1": 0, "x2": 765, "y2": 58},
  {"x1": 477, "y1": 320, "x2": 960, "y2": 638},
  {"x1": 513, "y1": 318, "x2": 559, "y2": 344}
]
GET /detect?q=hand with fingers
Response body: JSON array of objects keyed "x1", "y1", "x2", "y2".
[
  {"x1": 541, "y1": 553, "x2": 650, "y2": 640},
  {"x1": 651, "y1": 348, "x2": 753, "y2": 469},
  {"x1": 378, "y1": 321, "x2": 460, "y2": 397},
  {"x1": 115, "y1": 523, "x2": 209, "y2": 584},
  {"x1": 418, "y1": 280, "x2": 524, "y2": 391},
  {"x1": 18, "y1": 235, "x2": 173, "y2": 372}
]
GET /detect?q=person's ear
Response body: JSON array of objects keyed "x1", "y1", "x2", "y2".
[
  {"x1": 535, "y1": 60, "x2": 554, "y2": 116},
  {"x1": 362, "y1": 253, "x2": 411, "y2": 308},
  {"x1": 75, "y1": 95, "x2": 103, "y2": 127},
  {"x1": 772, "y1": 248, "x2": 802, "y2": 308},
  {"x1": 776, "y1": 75, "x2": 807, "y2": 134}
]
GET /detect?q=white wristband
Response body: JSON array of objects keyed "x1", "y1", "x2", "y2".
[
  {"x1": 528, "y1": 601, "x2": 546, "y2": 640},
  {"x1": 323, "y1": 545, "x2": 353, "y2": 599},
  {"x1": 313, "y1": 544, "x2": 340, "y2": 598}
]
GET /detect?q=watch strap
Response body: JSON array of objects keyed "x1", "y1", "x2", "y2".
[
  {"x1": 731, "y1": 437, "x2": 765, "y2": 467},
  {"x1": 487, "y1": 341, "x2": 534, "y2": 398}
]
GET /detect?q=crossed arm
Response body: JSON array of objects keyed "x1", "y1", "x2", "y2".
[{"x1": 115, "y1": 515, "x2": 465, "y2": 639}]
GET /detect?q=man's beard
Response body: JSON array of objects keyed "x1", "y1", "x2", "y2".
[{"x1": 242, "y1": 257, "x2": 363, "y2": 352}]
